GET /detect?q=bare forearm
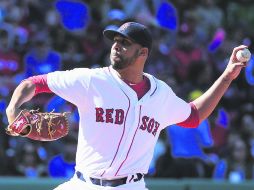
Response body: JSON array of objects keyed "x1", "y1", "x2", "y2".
[
  {"x1": 6, "y1": 80, "x2": 35, "y2": 123},
  {"x1": 192, "y1": 74, "x2": 232, "y2": 122},
  {"x1": 192, "y1": 45, "x2": 249, "y2": 122},
  {"x1": 7, "y1": 80, "x2": 35, "y2": 108}
]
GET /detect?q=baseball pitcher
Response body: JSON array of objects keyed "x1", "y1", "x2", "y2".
[{"x1": 6, "y1": 22, "x2": 248, "y2": 190}]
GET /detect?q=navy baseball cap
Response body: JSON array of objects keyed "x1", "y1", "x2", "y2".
[{"x1": 103, "y1": 22, "x2": 152, "y2": 52}]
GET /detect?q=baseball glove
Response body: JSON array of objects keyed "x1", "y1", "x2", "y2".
[{"x1": 6, "y1": 109, "x2": 70, "y2": 141}]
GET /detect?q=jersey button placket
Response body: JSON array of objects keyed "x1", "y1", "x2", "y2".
[{"x1": 114, "y1": 103, "x2": 142, "y2": 176}]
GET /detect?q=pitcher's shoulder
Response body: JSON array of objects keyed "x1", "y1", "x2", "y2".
[
  {"x1": 70, "y1": 67, "x2": 106, "y2": 75},
  {"x1": 145, "y1": 73, "x2": 173, "y2": 91}
]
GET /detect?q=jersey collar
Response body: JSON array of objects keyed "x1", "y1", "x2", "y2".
[{"x1": 108, "y1": 66, "x2": 157, "y2": 98}]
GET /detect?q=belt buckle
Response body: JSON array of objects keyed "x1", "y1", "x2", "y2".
[{"x1": 99, "y1": 178, "x2": 103, "y2": 186}]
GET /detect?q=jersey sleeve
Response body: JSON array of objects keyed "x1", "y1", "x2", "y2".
[
  {"x1": 159, "y1": 83, "x2": 192, "y2": 127},
  {"x1": 47, "y1": 68, "x2": 91, "y2": 106},
  {"x1": 26, "y1": 74, "x2": 52, "y2": 96},
  {"x1": 176, "y1": 102, "x2": 199, "y2": 128}
]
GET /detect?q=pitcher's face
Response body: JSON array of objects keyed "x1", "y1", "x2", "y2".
[{"x1": 110, "y1": 35, "x2": 142, "y2": 70}]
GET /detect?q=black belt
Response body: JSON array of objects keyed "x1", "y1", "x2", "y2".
[{"x1": 76, "y1": 171, "x2": 143, "y2": 187}]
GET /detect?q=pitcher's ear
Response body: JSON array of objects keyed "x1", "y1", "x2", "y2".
[{"x1": 139, "y1": 48, "x2": 148, "y2": 56}]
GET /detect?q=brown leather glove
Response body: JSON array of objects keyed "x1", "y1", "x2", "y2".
[{"x1": 6, "y1": 109, "x2": 69, "y2": 141}]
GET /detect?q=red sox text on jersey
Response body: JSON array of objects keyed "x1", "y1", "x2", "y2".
[
  {"x1": 95, "y1": 107, "x2": 160, "y2": 136},
  {"x1": 47, "y1": 67, "x2": 191, "y2": 179}
]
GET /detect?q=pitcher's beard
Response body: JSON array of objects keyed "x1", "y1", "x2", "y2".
[
  {"x1": 111, "y1": 55, "x2": 125, "y2": 70},
  {"x1": 110, "y1": 51, "x2": 139, "y2": 70}
]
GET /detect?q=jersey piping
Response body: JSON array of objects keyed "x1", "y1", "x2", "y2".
[
  {"x1": 115, "y1": 105, "x2": 142, "y2": 176},
  {"x1": 149, "y1": 76, "x2": 158, "y2": 97},
  {"x1": 100, "y1": 68, "x2": 131, "y2": 177}
]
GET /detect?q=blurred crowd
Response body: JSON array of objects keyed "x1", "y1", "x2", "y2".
[{"x1": 0, "y1": 0, "x2": 254, "y2": 182}]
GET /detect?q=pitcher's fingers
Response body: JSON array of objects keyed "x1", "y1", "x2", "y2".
[{"x1": 230, "y1": 45, "x2": 249, "y2": 62}]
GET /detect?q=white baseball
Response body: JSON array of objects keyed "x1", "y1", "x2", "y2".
[{"x1": 236, "y1": 48, "x2": 251, "y2": 62}]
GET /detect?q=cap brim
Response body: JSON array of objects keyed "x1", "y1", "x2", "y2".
[{"x1": 103, "y1": 29, "x2": 131, "y2": 41}]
